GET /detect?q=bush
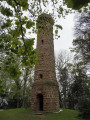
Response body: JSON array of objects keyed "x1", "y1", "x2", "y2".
[{"x1": 78, "y1": 95, "x2": 90, "y2": 119}]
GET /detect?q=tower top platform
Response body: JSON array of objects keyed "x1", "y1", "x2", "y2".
[{"x1": 37, "y1": 13, "x2": 54, "y2": 28}]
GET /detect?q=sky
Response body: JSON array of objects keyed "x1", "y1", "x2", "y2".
[{"x1": 54, "y1": 13, "x2": 75, "y2": 53}]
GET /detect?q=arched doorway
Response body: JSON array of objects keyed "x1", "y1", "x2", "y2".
[{"x1": 37, "y1": 94, "x2": 43, "y2": 111}]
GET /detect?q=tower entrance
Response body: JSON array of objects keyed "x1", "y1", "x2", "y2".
[{"x1": 37, "y1": 94, "x2": 43, "y2": 111}]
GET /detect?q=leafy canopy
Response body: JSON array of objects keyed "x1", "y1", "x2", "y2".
[{"x1": 65, "y1": 0, "x2": 90, "y2": 10}]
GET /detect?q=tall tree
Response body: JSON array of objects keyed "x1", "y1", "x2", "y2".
[
  {"x1": 0, "y1": 0, "x2": 37, "y2": 107},
  {"x1": 68, "y1": 61, "x2": 88, "y2": 108},
  {"x1": 72, "y1": 11, "x2": 90, "y2": 72},
  {"x1": 70, "y1": 6, "x2": 90, "y2": 118},
  {"x1": 56, "y1": 50, "x2": 72, "y2": 108},
  {"x1": 67, "y1": 61, "x2": 90, "y2": 120}
]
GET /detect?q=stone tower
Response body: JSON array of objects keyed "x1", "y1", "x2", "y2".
[{"x1": 31, "y1": 13, "x2": 60, "y2": 111}]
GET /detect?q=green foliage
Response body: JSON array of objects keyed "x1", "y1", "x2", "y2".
[
  {"x1": 55, "y1": 24, "x2": 62, "y2": 39},
  {"x1": 65, "y1": 0, "x2": 89, "y2": 10},
  {"x1": 25, "y1": 39, "x2": 34, "y2": 51},
  {"x1": 5, "y1": 65, "x2": 21, "y2": 78},
  {"x1": 72, "y1": 38, "x2": 90, "y2": 63},
  {"x1": 17, "y1": 38, "x2": 37, "y2": 67},
  {"x1": 59, "y1": 6, "x2": 64, "y2": 14},
  {"x1": 69, "y1": 11, "x2": 90, "y2": 117},
  {"x1": 1, "y1": 6, "x2": 13, "y2": 16},
  {"x1": 15, "y1": 19, "x2": 21, "y2": 27},
  {"x1": 36, "y1": 13, "x2": 54, "y2": 29},
  {"x1": 9, "y1": 28, "x2": 21, "y2": 37},
  {"x1": 55, "y1": 29, "x2": 58, "y2": 35},
  {"x1": 4, "y1": 56, "x2": 21, "y2": 79},
  {"x1": 18, "y1": 0, "x2": 29, "y2": 10},
  {"x1": 78, "y1": 95, "x2": 90, "y2": 119},
  {"x1": 1, "y1": 0, "x2": 28, "y2": 10},
  {"x1": 0, "y1": 80, "x2": 5, "y2": 95},
  {"x1": 55, "y1": 25, "x2": 63, "y2": 30},
  {"x1": 0, "y1": 0, "x2": 37, "y2": 71},
  {"x1": 68, "y1": 62, "x2": 89, "y2": 110},
  {"x1": 72, "y1": 12, "x2": 90, "y2": 65},
  {"x1": 21, "y1": 50, "x2": 37, "y2": 67},
  {"x1": 0, "y1": 34, "x2": 11, "y2": 53},
  {"x1": 1, "y1": 19, "x2": 12, "y2": 29},
  {"x1": 26, "y1": 20, "x2": 35, "y2": 29}
]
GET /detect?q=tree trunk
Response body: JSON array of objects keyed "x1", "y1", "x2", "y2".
[{"x1": 22, "y1": 69, "x2": 28, "y2": 108}]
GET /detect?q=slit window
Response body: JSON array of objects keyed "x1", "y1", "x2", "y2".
[
  {"x1": 41, "y1": 40, "x2": 44, "y2": 44},
  {"x1": 40, "y1": 74, "x2": 43, "y2": 79}
]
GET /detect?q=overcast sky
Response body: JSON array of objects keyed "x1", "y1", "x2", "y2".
[{"x1": 54, "y1": 13, "x2": 75, "y2": 53}]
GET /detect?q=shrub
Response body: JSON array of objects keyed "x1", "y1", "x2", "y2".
[{"x1": 78, "y1": 95, "x2": 90, "y2": 119}]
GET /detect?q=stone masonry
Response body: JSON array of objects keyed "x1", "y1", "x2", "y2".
[{"x1": 31, "y1": 13, "x2": 60, "y2": 111}]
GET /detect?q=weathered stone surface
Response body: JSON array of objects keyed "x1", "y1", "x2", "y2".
[{"x1": 31, "y1": 13, "x2": 60, "y2": 111}]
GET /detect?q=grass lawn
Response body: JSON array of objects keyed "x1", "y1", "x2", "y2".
[{"x1": 0, "y1": 108, "x2": 84, "y2": 120}]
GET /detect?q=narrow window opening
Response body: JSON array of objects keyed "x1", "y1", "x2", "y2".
[
  {"x1": 40, "y1": 74, "x2": 43, "y2": 79},
  {"x1": 41, "y1": 40, "x2": 44, "y2": 44}
]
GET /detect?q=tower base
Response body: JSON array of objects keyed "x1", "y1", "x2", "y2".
[{"x1": 31, "y1": 82, "x2": 60, "y2": 111}]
